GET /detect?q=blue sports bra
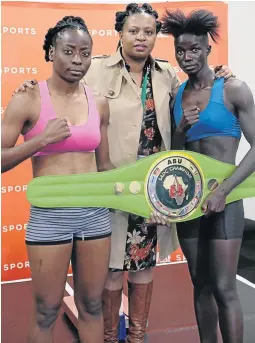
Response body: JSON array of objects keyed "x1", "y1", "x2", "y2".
[{"x1": 173, "y1": 78, "x2": 241, "y2": 142}]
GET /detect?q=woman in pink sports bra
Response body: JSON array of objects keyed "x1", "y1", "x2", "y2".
[{"x1": 1, "y1": 16, "x2": 114, "y2": 343}]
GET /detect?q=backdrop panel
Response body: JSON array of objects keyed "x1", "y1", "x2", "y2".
[{"x1": 1, "y1": 1, "x2": 228, "y2": 282}]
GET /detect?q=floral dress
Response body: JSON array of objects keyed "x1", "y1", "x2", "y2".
[{"x1": 122, "y1": 61, "x2": 162, "y2": 271}]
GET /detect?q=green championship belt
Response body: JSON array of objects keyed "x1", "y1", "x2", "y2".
[{"x1": 26, "y1": 151, "x2": 255, "y2": 223}]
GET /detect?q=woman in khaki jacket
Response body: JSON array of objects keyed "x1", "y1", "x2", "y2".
[
  {"x1": 15, "y1": 3, "x2": 233, "y2": 342},
  {"x1": 84, "y1": 4, "x2": 233, "y2": 342}
]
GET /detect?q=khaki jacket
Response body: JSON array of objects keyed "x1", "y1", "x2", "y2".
[{"x1": 84, "y1": 49, "x2": 181, "y2": 269}]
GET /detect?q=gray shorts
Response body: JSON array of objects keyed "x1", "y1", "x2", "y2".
[{"x1": 26, "y1": 206, "x2": 111, "y2": 245}]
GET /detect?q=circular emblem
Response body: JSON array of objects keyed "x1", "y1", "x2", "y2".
[{"x1": 146, "y1": 155, "x2": 204, "y2": 220}]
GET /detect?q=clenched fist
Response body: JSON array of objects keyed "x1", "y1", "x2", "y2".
[
  {"x1": 178, "y1": 106, "x2": 200, "y2": 132},
  {"x1": 40, "y1": 118, "x2": 71, "y2": 145}
]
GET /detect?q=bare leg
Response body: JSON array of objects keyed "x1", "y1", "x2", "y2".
[
  {"x1": 105, "y1": 269, "x2": 125, "y2": 291},
  {"x1": 128, "y1": 268, "x2": 153, "y2": 284},
  {"x1": 27, "y1": 243, "x2": 72, "y2": 343},
  {"x1": 178, "y1": 237, "x2": 219, "y2": 343},
  {"x1": 209, "y1": 239, "x2": 243, "y2": 343},
  {"x1": 71, "y1": 236, "x2": 111, "y2": 343}
]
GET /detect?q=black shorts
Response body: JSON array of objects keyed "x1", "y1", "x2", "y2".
[{"x1": 177, "y1": 200, "x2": 245, "y2": 240}]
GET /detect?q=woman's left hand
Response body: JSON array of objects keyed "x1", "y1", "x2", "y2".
[
  {"x1": 214, "y1": 65, "x2": 235, "y2": 80},
  {"x1": 201, "y1": 189, "x2": 227, "y2": 216}
]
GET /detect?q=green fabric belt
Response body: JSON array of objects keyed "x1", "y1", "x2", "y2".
[{"x1": 26, "y1": 151, "x2": 255, "y2": 222}]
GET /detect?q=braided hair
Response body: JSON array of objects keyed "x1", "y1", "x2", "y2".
[
  {"x1": 161, "y1": 9, "x2": 220, "y2": 43},
  {"x1": 115, "y1": 3, "x2": 162, "y2": 34},
  {"x1": 43, "y1": 16, "x2": 91, "y2": 62}
]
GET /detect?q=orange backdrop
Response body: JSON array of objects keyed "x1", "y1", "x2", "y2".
[{"x1": 1, "y1": 1, "x2": 228, "y2": 282}]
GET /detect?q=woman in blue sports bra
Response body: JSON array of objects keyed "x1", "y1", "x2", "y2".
[{"x1": 159, "y1": 9, "x2": 255, "y2": 343}]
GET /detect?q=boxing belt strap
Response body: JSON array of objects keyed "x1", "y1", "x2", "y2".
[{"x1": 26, "y1": 151, "x2": 255, "y2": 223}]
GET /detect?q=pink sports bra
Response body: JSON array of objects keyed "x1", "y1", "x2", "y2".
[{"x1": 24, "y1": 81, "x2": 101, "y2": 156}]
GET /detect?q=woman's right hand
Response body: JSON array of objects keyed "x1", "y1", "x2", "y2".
[
  {"x1": 40, "y1": 118, "x2": 71, "y2": 145},
  {"x1": 178, "y1": 106, "x2": 200, "y2": 132},
  {"x1": 13, "y1": 79, "x2": 38, "y2": 94}
]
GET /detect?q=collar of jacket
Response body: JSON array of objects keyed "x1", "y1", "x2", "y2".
[{"x1": 105, "y1": 48, "x2": 162, "y2": 72}]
